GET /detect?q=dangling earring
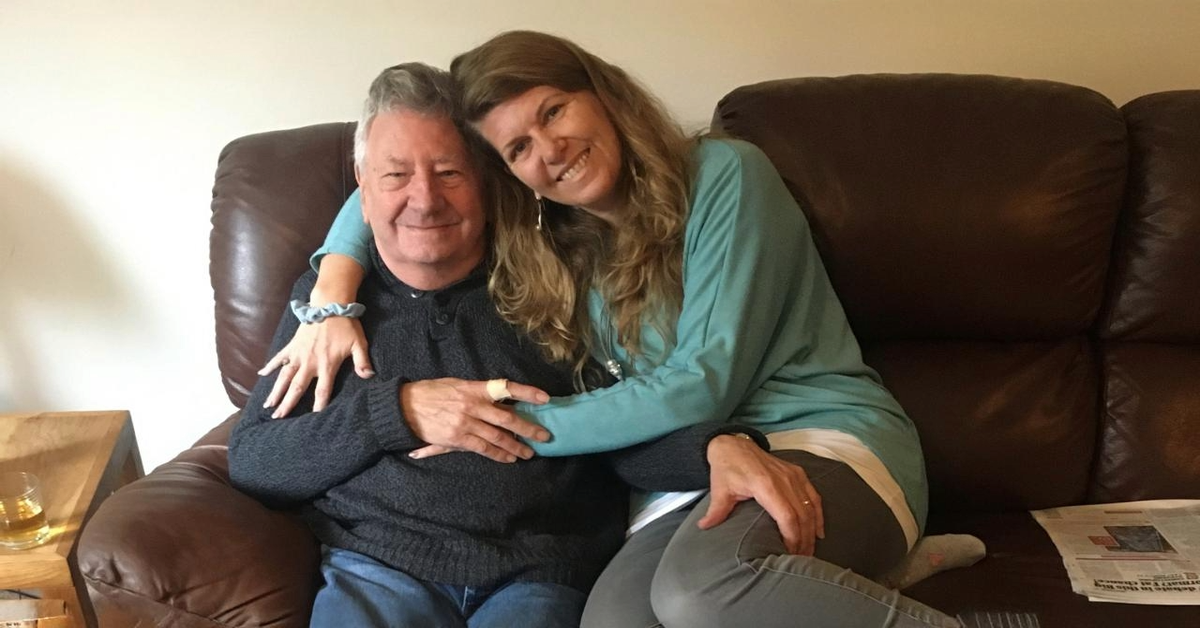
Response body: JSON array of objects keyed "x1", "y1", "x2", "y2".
[{"x1": 534, "y1": 192, "x2": 545, "y2": 232}]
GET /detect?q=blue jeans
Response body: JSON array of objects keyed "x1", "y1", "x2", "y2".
[{"x1": 311, "y1": 546, "x2": 587, "y2": 628}]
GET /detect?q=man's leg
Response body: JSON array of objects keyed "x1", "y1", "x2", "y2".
[
  {"x1": 466, "y1": 581, "x2": 587, "y2": 628},
  {"x1": 579, "y1": 509, "x2": 690, "y2": 628},
  {"x1": 310, "y1": 546, "x2": 466, "y2": 628},
  {"x1": 650, "y1": 451, "x2": 962, "y2": 628}
]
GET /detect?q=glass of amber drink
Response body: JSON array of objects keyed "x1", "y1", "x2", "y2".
[{"x1": 0, "y1": 472, "x2": 51, "y2": 549}]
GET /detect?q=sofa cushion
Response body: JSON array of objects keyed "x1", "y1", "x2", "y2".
[
  {"x1": 865, "y1": 340, "x2": 1096, "y2": 510},
  {"x1": 713, "y1": 74, "x2": 1125, "y2": 511},
  {"x1": 1091, "y1": 91, "x2": 1200, "y2": 503},
  {"x1": 908, "y1": 511, "x2": 1200, "y2": 626},
  {"x1": 1092, "y1": 343, "x2": 1200, "y2": 503},
  {"x1": 713, "y1": 73, "x2": 1127, "y2": 342},
  {"x1": 79, "y1": 415, "x2": 320, "y2": 628},
  {"x1": 1101, "y1": 91, "x2": 1200, "y2": 342}
]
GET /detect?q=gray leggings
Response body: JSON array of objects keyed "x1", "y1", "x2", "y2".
[{"x1": 581, "y1": 450, "x2": 960, "y2": 628}]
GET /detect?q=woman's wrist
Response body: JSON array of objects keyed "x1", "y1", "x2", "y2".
[
  {"x1": 291, "y1": 300, "x2": 366, "y2": 324},
  {"x1": 309, "y1": 288, "x2": 356, "y2": 307},
  {"x1": 312, "y1": 253, "x2": 366, "y2": 305},
  {"x1": 708, "y1": 433, "x2": 756, "y2": 455},
  {"x1": 707, "y1": 425, "x2": 770, "y2": 451}
]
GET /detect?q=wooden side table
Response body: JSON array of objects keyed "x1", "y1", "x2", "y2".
[{"x1": 0, "y1": 411, "x2": 143, "y2": 628}]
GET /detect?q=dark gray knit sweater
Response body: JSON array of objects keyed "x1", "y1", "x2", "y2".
[{"x1": 228, "y1": 243, "x2": 757, "y2": 592}]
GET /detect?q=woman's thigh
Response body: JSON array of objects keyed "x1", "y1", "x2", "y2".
[
  {"x1": 580, "y1": 509, "x2": 690, "y2": 628},
  {"x1": 650, "y1": 450, "x2": 958, "y2": 628}
]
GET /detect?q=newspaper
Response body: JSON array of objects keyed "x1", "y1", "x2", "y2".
[{"x1": 1032, "y1": 499, "x2": 1200, "y2": 604}]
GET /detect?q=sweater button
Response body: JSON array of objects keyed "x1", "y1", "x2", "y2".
[
  {"x1": 434, "y1": 312, "x2": 450, "y2": 325},
  {"x1": 410, "y1": 290, "x2": 425, "y2": 298}
]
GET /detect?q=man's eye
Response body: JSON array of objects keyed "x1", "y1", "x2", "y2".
[
  {"x1": 386, "y1": 172, "x2": 407, "y2": 178},
  {"x1": 438, "y1": 170, "x2": 461, "y2": 178},
  {"x1": 545, "y1": 104, "x2": 563, "y2": 122}
]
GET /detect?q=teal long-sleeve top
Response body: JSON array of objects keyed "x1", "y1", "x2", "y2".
[{"x1": 313, "y1": 139, "x2": 929, "y2": 531}]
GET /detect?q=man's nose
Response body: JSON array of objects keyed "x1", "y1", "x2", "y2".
[{"x1": 406, "y1": 172, "x2": 441, "y2": 212}]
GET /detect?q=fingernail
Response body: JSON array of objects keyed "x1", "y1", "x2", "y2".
[
  {"x1": 537, "y1": 430, "x2": 550, "y2": 442},
  {"x1": 408, "y1": 451, "x2": 422, "y2": 459},
  {"x1": 257, "y1": 368, "x2": 268, "y2": 376},
  {"x1": 270, "y1": 411, "x2": 280, "y2": 419},
  {"x1": 506, "y1": 455, "x2": 517, "y2": 463},
  {"x1": 536, "y1": 392, "x2": 549, "y2": 402},
  {"x1": 362, "y1": 369, "x2": 376, "y2": 379}
]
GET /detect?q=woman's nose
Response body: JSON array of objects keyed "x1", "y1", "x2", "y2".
[{"x1": 533, "y1": 131, "x2": 567, "y2": 164}]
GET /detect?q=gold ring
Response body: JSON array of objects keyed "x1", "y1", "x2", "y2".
[
  {"x1": 803, "y1": 500, "x2": 812, "y2": 506},
  {"x1": 486, "y1": 378, "x2": 512, "y2": 402}
]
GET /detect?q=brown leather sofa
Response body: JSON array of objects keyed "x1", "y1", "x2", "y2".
[{"x1": 78, "y1": 75, "x2": 1200, "y2": 627}]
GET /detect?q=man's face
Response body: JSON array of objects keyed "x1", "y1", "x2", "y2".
[{"x1": 357, "y1": 109, "x2": 487, "y2": 287}]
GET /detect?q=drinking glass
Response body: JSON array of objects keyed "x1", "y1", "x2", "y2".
[{"x1": 0, "y1": 471, "x2": 51, "y2": 549}]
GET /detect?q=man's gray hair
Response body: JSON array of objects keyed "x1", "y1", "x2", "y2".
[{"x1": 354, "y1": 62, "x2": 459, "y2": 169}]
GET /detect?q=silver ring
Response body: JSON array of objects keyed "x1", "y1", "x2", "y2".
[
  {"x1": 486, "y1": 378, "x2": 512, "y2": 402},
  {"x1": 280, "y1": 358, "x2": 290, "y2": 366}
]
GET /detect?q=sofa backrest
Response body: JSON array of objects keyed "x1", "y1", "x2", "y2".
[
  {"x1": 210, "y1": 122, "x2": 357, "y2": 407},
  {"x1": 1091, "y1": 92, "x2": 1200, "y2": 504},
  {"x1": 713, "y1": 75, "x2": 1200, "y2": 513}
]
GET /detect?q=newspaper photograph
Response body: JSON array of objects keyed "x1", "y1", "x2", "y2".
[{"x1": 1032, "y1": 500, "x2": 1200, "y2": 604}]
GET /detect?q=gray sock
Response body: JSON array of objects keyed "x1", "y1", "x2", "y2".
[
  {"x1": 956, "y1": 611, "x2": 1041, "y2": 627},
  {"x1": 876, "y1": 533, "x2": 987, "y2": 590}
]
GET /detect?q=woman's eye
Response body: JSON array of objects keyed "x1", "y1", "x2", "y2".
[
  {"x1": 545, "y1": 104, "x2": 563, "y2": 122},
  {"x1": 438, "y1": 170, "x2": 461, "y2": 178},
  {"x1": 509, "y1": 140, "x2": 529, "y2": 161}
]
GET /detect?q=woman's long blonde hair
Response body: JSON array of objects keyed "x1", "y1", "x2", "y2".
[{"x1": 451, "y1": 31, "x2": 695, "y2": 383}]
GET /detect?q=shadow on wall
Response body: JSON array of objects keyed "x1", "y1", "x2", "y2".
[{"x1": 0, "y1": 159, "x2": 136, "y2": 411}]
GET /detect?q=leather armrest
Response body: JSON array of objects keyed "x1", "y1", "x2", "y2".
[{"x1": 79, "y1": 416, "x2": 320, "y2": 628}]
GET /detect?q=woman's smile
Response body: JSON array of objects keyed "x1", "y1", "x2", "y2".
[{"x1": 557, "y1": 149, "x2": 590, "y2": 182}]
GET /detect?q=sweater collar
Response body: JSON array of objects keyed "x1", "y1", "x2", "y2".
[{"x1": 368, "y1": 239, "x2": 487, "y2": 297}]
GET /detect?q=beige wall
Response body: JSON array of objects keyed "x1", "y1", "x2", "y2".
[{"x1": 2, "y1": 0, "x2": 1197, "y2": 468}]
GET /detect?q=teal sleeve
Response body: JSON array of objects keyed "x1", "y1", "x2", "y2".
[
  {"x1": 520, "y1": 141, "x2": 816, "y2": 456},
  {"x1": 310, "y1": 188, "x2": 372, "y2": 271}
]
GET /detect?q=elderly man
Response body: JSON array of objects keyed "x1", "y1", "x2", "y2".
[{"x1": 227, "y1": 63, "x2": 764, "y2": 628}]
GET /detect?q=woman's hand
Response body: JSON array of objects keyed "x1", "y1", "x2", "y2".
[
  {"x1": 261, "y1": 253, "x2": 371, "y2": 418},
  {"x1": 698, "y1": 436, "x2": 826, "y2": 555},
  {"x1": 401, "y1": 378, "x2": 552, "y2": 463},
  {"x1": 259, "y1": 316, "x2": 374, "y2": 418}
]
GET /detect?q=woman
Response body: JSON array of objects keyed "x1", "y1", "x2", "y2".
[{"x1": 269, "y1": 32, "x2": 972, "y2": 627}]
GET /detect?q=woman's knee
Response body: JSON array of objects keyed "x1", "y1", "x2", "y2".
[
  {"x1": 649, "y1": 559, "x2": 717, "y2": 628},
  {"x1": 648, "y1": 546, "x2": 766, "y2": 628}
]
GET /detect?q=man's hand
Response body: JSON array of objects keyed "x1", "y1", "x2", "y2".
[
  {"x1": 698, "y1": 435, "x2": 825, "y2": 555},
  {"x1": 401, "y1": 378, "x2": 551, "y2": 463},
  {"x1": 259, "y1": 316, "x2": 374, "y2": 418}
]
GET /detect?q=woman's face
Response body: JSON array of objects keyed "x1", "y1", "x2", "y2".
[{"x1": 477, "y1": 85, "x2": 623, "y2": 223}]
